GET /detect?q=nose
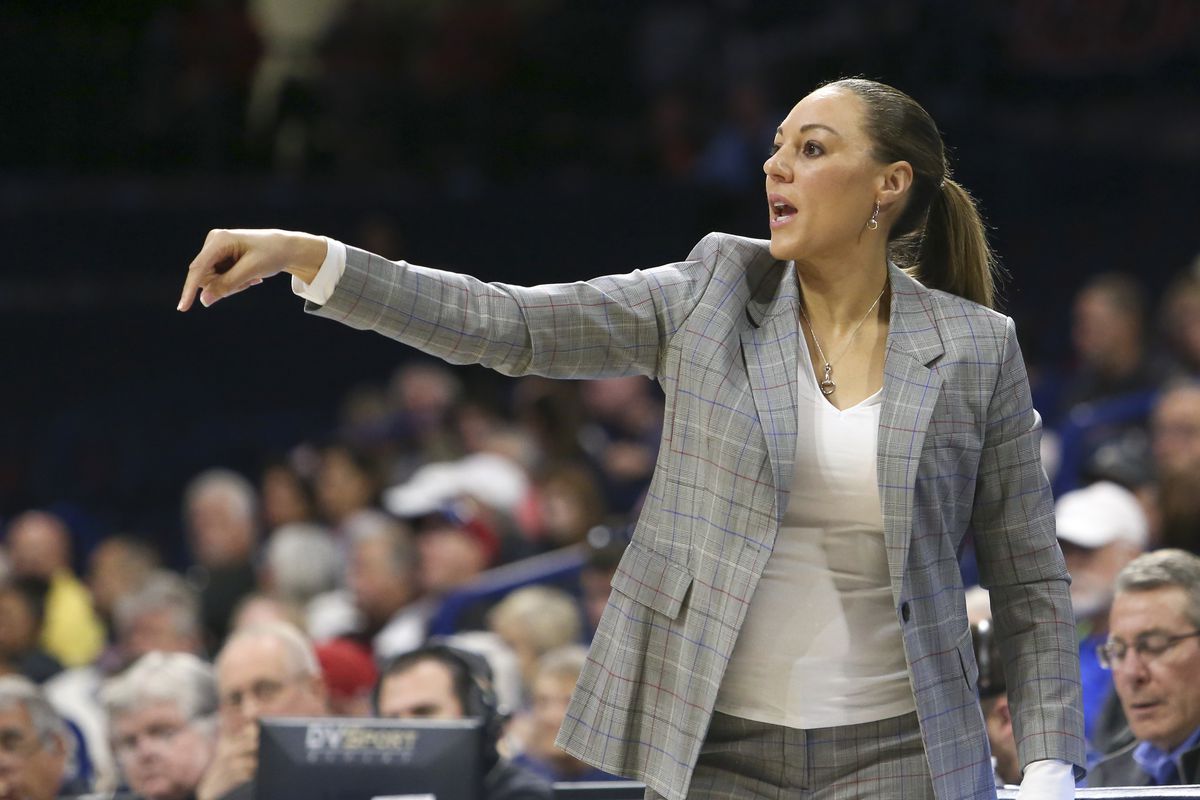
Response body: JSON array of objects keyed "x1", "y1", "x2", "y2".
[{"x1": 763, "y1": 149, "x2": 789, "y2": 182}]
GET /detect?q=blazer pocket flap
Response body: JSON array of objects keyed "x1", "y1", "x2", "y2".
[
  {"x1": 955, "y1": 627, "x2": 980, "y2": 690},
  {"x1": 611, "y1": 542, "x2": 693, "y2": 620}
]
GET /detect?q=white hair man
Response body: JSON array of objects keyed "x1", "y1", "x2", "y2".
[
  {"x1": 101, "y1": 652, "x2": 218, "y2": 800},
  {"x1": 0, "y1": 675, "x2": 87, "y2": 799},
  {"x1": 196, "y1": 622, "x2": 328, "y2": 800},
  {"x1": 44, "y1": 569, "x2": 204, "y2": 793}
]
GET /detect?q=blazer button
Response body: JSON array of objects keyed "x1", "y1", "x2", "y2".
[{"x1": 900, "y1": 602, "x2": 911, "y2": 623}]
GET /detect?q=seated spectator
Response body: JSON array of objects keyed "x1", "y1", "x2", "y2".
[
  {"x1": 45, "y1": 570, "x2": 205, "y2": 794},
  {"x1": 313, "y1": 638, "x2": 377, "y2": 717},
  {"x1": 1055, "y1": 481, "x2": 1149, "y2": 744},
  {"x1": 258, "y1": 457, "x2": 318, "y2": 530},
  {"x1": 197, "y1": 622, "x2": 328, "y2": 800},
  {"x1": 0, "y1": 675, "x2": 89, "y2": 799},
  {"x1": 5, "y1": 511, "x2": 105, "y2": 669},
  {"x1": 0, "y1": 578, "x2": 63, "y2": 684},
  {"x1": 488, "y1": 586, "x2": 582, "y2": 699},
  {"x1": 1151, "y1": 382, "x2": 1200, "y2": 553},
  {"x1": 1159, "y1": 259, "x2": 1200, "y2": 378},
  {"x1": 338, "y1": 510, "x2": 428, "y2": 660},
  {"x1": 511, "y1": 645, "x2": 620, "y2": 783},
  {"x1": 972, "y1": 620, "x2": 1019, "y2": 788},
  {"x1": 1062, "y1": 272, "x2": 1165, "y2": 413},
  {"x1": 101, "y1": 652, "x2": 218, "y2": 800},
  {"x1": 184, "y1": 470, "x2": 261, "y2": 650},
  {"x1": 375, "y1": 645, "x2": 550, "y2": 800},
  {"x1": 259, "y1": 522, "x2": 342, "y2": 612},
  {"x1": 532, "y1": 465, "x2": 605, "y2": 550},
  {"x1": 1089, "y1": 549, "x2": 1200, "y2": 786},
  {"x1": 315, "y1": 444, "x2": 382, "y2": 529},
  {"x1": 577, "y1": 524, "x2": 629, "y2": 637},
  {"x1": 86, "y1": 536, "x2": 159, "y2": 635}
]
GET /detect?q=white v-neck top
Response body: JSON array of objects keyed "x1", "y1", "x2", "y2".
[{"x1": 713, "y1": 357, "x2": 915, "y2": 728}]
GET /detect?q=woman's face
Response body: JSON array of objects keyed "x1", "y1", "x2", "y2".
[{"x1": 764, "y1": 87, "x2": 888, "y2": 262}]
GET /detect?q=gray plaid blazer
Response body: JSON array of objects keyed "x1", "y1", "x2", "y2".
[{"x1": 306, "y1": 232, "x2": 1086, "y2": 800}]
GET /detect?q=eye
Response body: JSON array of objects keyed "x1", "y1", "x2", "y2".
[
  {"x1": 767, "y1": 142, "x2": 781, "y2": 157},
  {"x1": 802, "y1": 140, "x2": 824, "y2": 157}
]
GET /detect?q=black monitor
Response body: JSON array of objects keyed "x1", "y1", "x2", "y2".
[
  {"x1": 256, "y1": 716, "x2": 483, "y2": 800},
  {"x1": 552, "y1": 781, "x2": 647, "y2": 799}
]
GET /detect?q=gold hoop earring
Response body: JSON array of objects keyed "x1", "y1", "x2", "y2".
[{"x1": 867, "y1": 201, "x2": 880, "y2": 231}]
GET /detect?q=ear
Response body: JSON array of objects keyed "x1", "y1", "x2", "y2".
[
  {"x1": 995, "y1": 694, "x2": 1013, "y2": 734},
  {"x1": 876, "y1": 160, "x2": 914, "y2": 209}
]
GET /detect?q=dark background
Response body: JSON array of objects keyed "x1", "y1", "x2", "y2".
[{"x1": 2, "y1": 0, "x2": 1197, "y2": 562}]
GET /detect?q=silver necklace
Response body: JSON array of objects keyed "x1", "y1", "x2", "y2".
[{"x1": 798, "y1": 283, "x2": 887, "y2": 396}]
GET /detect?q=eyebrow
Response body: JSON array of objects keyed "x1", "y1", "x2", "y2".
[{"x1": 776, "y1": 124, "x2": 841, "y2": 138}]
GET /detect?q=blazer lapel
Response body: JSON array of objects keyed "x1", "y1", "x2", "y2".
[
  {"x1": 741, "y1": 260, "x2": 801, "y2": 527},
  {"x1": 878, "y1": 266, "x2": 945, "y2": 595}
]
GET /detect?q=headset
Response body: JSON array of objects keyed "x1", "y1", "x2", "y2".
[{"x1": 374, "y1": 643, "x2": 504, "y2": 762}]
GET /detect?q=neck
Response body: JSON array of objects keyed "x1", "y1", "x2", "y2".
[{"x1": 795, "y1": 250, "x2": 890, "y2": 335}]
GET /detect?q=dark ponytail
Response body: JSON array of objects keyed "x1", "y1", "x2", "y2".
[
  {"x1": 824, "y1": 78, "x2": 1002, "y2": 309},
  {"x1": 917, "y1": 178, "x2": 998, "y2": 309}
]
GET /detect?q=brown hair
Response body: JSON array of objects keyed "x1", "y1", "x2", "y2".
[{"x1": 824, "y1": 78, "x2": 1001, "y2": 309}]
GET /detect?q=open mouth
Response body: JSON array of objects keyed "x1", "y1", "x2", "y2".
[{"x1": 769, "y1": 195, "x2": 797, "y2": 226}]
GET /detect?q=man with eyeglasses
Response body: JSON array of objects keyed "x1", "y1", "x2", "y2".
[
  {"x1": 101, "y1": 652, "x2": 217, "y2": 800},
  {"x1": 196, "y1": 622, "x2": 329, "y2": 800},
  {"x1": 0, "y1": 675, "x2": 88, "y2": 800},
  {"x1": 1089, "y1": 549, "x2": 1200, "y2": 787}
]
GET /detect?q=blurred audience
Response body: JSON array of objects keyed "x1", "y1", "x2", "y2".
[
  {"x1": 488, "y1": 586, "x2": 582, "y2": 700},
  {"x1": 1063, "y1": 273, "x2": 1166, "y2": 413},
  {"x1": 45, "y1": 570, "x2": 204, "y2": 793},
  {"x1": 1160, "y1": 260, "x2": 1200, "y2": 378},
  {"x1": 511, "y1": 645, "x2": 620, "y2": 783},
  {"x1": 1090, "y1": 550, "x2": 1200, "y2": 787},
  {"x1": 259, "y1": 521, "x2": 342, "y2": 610},
  {"x1": 184, "y1": 470, "x2": 261, "y2": 650},
  {"x1": 315, "y1": 444, "x2": 382, "y2": 529},
  {"x1": 577, "y1": 525, "x2": 629, "y2": 636},
  {"x1": 86, "y1": 536, "x2": 159, "y2": 633},
  {"x1": 4, "y1": 512, "x2": 105, "y2": 669},
  {"x1": 313, "y1": 638, "x2": 377, "y2": 718},
  {"x1": 0, "y1": 578, "x2": 62, "y2": 684},
  {"x1": 971, "y1": 619, "x2": 1019, "y2": 788},
  {"x1": 102, "y1": 652, "x2": 218, "y2": 800},
  {"x1": 341, "y1": 509, "x2": 427, "y2": 660},
  {"x1": 1150, "y1": 382, "x2": 1200, "y2": 553},
  {"x1": 258, "y1": 458, "x2": 318, "y2": 531}
]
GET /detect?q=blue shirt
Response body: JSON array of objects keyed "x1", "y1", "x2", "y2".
[{"x1": 1133, "y1": 724, "x2": 1200, "y2": 785}]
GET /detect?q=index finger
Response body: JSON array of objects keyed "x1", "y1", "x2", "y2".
[{"x1": 178, "y1": 230, "x2": 236, "y2": 311}]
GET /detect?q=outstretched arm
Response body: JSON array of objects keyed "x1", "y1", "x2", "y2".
[{"x1": 179, "y1": 228, "x2": 720, "y2": 380}]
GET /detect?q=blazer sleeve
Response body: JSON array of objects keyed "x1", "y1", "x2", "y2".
[
  {"x1": 302, "y1": 234, "x2": 722, "y2": 380},
  {"x1": 971, "y1": 316, "x2": 1087, "y2": 778}
]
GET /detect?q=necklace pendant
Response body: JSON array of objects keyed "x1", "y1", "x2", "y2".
[{"x1": 819, "y1": 363, "x2": 836, "y2": 396}]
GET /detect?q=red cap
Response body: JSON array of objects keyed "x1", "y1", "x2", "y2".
[{"x1": 315, "y1": 638, "x2": 378, "y2": 700}]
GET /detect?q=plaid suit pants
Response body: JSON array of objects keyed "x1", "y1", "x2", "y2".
[{"x1": 645, "y1": 710, "x2": 936, "y2": 799}]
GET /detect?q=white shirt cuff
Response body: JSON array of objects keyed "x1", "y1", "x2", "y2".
[
  {"x1": 1016, "y1": 758, "x2": 1074, "y2": 798},
  {"x1": 291, "y1": 237, "x2": 347, "y2": 305}
]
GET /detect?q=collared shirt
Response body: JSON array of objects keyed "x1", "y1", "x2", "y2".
[{"x1": 1134, "y1": 724, "x2": 1200, "y2": 785}]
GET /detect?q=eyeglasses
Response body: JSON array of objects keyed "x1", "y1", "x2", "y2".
[
  {"x1": 113, "y1": 721, "x2": 189, "y2": 757},
  {"x1": 0, "y1": 727, "x2": 42, "y2": 758},
  {"x1": 219, "y1": 677, "x2": 297, "y2": 713},
  {"x1": 1097, "y1": 630, "x2": 1200, "y2": 670}
]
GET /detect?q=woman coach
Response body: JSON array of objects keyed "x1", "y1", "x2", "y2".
[{"x1": 178, "y1": 78, "x2": 1085, "y2": 799}]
